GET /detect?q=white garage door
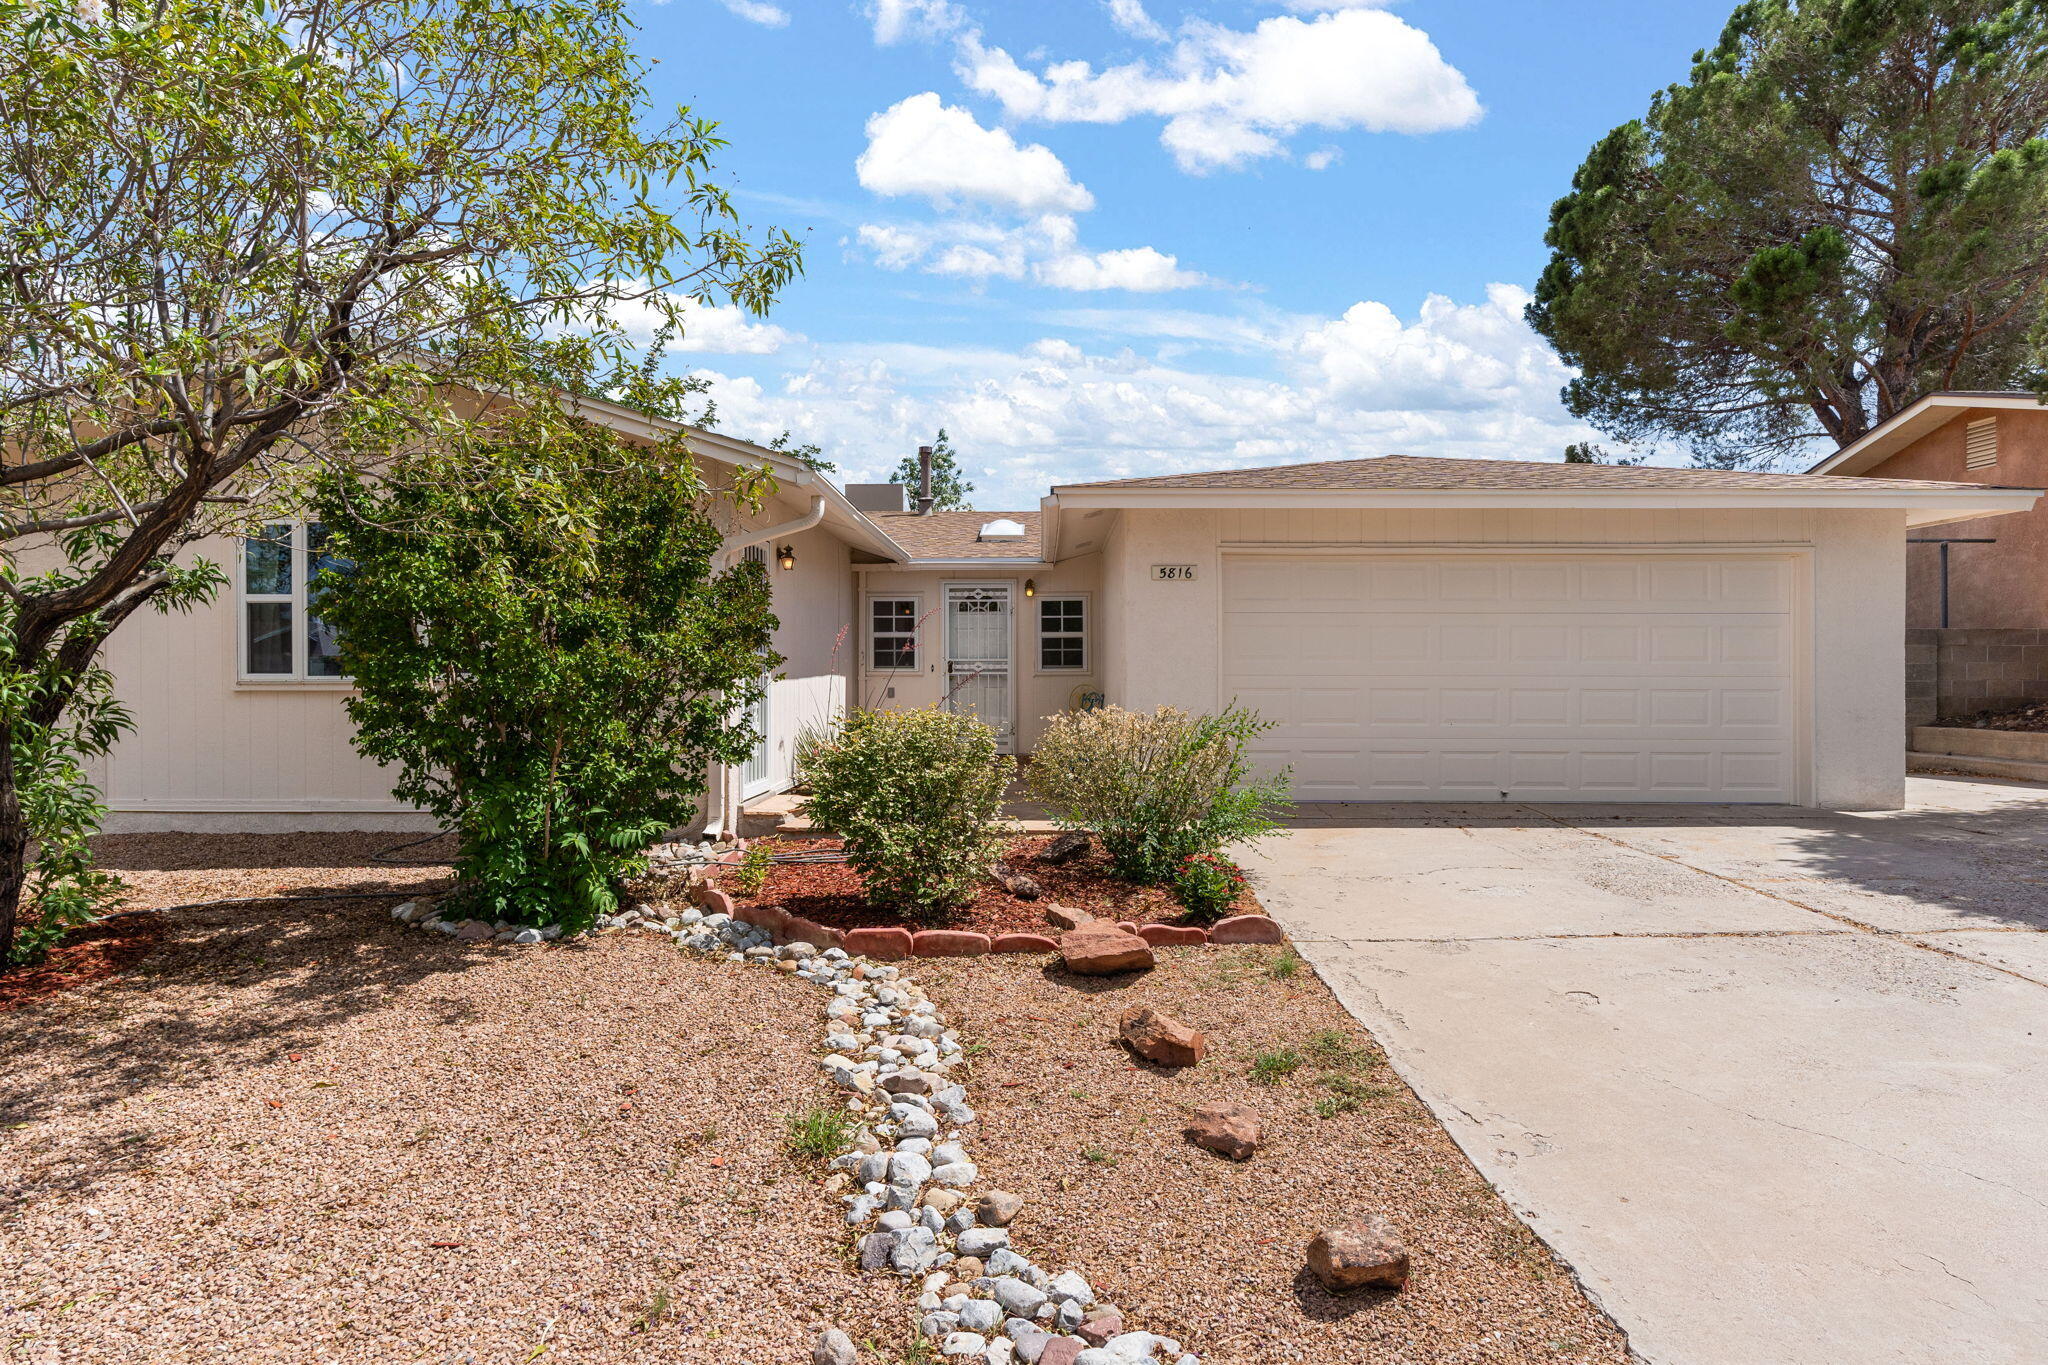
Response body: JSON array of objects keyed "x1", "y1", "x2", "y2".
[{"x1": 1222, "y1": 553, "x2": 1802, "y2": 803}]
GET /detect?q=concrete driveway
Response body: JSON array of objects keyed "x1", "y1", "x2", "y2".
[{"x1": 1247, "y1": 776, "x2": 2048, "y2": 1365}]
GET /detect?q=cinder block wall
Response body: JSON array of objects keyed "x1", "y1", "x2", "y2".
[{"x1": 1907, "y1": 628, "x2": 2048, "y2": 728}]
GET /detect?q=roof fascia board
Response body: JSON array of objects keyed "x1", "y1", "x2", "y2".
[
  {"x1": 1810, "y1": 394, "x2": 2048, "y2": 475},
  {"x1": 1051, "y1": 487, "x2": 2041, "y2": 515},
  {"x1": 864, "y1": 557, "x2": 1048, "y2": 570}
]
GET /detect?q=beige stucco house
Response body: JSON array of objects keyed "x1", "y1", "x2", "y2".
[{"x1": 91, "y1": 402, "x2": 2040, "y2": 831}]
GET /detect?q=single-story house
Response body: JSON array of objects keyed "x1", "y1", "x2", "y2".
[{"x1": 91, "y1": 399, "x2": 2041, "y2": 831}]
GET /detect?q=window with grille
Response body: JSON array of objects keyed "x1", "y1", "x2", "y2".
[
  {"x1": 1965, "y1": 417, "x2": 1999, "y2": 470},
  {"x1": 241, "y1": 521, "x2": 350, "y2": 680},
  {"x1": 870, "y1": 598, "x2": 919, "y2": 669},
  {"x1": 1038, "y1": 597, "x2": 1087, "y2": 670}
]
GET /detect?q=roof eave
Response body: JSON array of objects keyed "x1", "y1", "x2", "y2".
[
  {"x1": 1048, "y1": 485, "x2": 2041, "y2": 526},
  {"x1": 1809, "y1": 392, "x2": 2048, "y2": 476}
]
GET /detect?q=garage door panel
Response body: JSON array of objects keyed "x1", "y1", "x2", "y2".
[{"x1": 1223, "y1": 553, "x2": 1801, "y2": 803}]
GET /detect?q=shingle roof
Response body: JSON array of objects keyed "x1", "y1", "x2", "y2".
[
  {"x1": 1053, "y1": 453, "x2": 2026, "y2": 494},
  {"x1": 871, "y1": 509, "x2": 1042, "y2": 560}
]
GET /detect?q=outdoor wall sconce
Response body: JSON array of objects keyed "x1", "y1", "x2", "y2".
[
  {"x1": 1023, "y1": 578, "x2": 1037, "y2": 597},
  {"x1": 777, "y1": 546, "x2": 796, "y2": 570}
]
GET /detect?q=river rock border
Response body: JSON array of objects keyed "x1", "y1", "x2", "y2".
[{"x1": 663, "y1": 905, "x2": 1200, "y2": 1365}]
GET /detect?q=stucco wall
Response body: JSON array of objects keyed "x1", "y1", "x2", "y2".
[
  {"x1": 856, "y1": 554, "x2": 1104, "y2": 752},
  {"x1": 1094, "y1": 505, "x2": 1905, "y2": 810},
  {"x1": 96, "y1": 477, "x2": 857, "y2": 832},
  {"x1": 1857, "y1": 408, "x2": 2048, "y2": 629}
]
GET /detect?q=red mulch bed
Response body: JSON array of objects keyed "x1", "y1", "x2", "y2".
[
  {"x1": 720, "y1": 833, "x2": 1263, "y2": 936},
  {"x1": 0, "y1": 911, "x2": 164, "y2": 1013}
]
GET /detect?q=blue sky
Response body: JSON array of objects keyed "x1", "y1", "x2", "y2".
[{"x1": 631, "y1": 0, "x2": 1736, "y2": 509}]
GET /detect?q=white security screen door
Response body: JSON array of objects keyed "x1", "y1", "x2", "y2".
[{"x1": 944, "y1": 584, "x2": 1013, "y2": 750}]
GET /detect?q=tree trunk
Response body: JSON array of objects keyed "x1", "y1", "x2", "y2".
[{"x1": 0, "y1": 722, "x2": 28, "y2": 967}]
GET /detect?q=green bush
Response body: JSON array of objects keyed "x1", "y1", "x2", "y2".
[
  {"x1": 801, "y1": 707, "x2": 1012, "y2": 922},
  {"x1": 1171, "y1": 853, "x2": 1248, "y2": 923},
  {"x1": 1025, "y1": 704, "x2": 1289, "y2": 883},
  {"x1": 313, "y1": 417, "x2": 777, "y2": 935}
]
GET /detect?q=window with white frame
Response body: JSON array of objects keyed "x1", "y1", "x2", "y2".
[
  {"x1": 1038, "y1": 596, "x2": 1087, "y2": 670},
  {"x1": 870, "y1": 597, "x2": 919, "y2": 670},
  {"x1": 241, "y1": 521, "x2": 350, "y2": 680}
]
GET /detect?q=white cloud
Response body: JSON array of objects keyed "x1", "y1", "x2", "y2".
[
  {"x1": 586, "y1": 287, "x2": 801, "y2": 355},
  {"x1": 958, "y1": 9, "x2": 1481, "y2": 172},
  {"x1": 696, "y1": 285, "x2": 1591, "y2": 508},
  {"x1": 1105, "y1": 0, "x2": 1168, "y2": 42},
  {"x1": 854, "y1": 214, "x2": 1212, "y2": 293},
  {"x1": 865, "y1": 0, "x2": 969, "y2": 45},
  {"x1": 1304, "y1": 145, "x2": 1342, "y2": 171},
  {"x1": 857, "y1": 93, "x2": 1094, "y2": 214},
  {"x1": 715, "y1": 0, "x2": 789, "y2": 26}
]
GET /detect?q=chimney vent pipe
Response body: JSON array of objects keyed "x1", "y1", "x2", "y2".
[{"x1": 916, "y1": 445, "x2": 935, "y2": 515}]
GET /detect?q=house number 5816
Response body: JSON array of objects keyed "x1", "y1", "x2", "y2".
[{"x1": 1151, "y1": 564, "x2": 1198, "y2": 581}]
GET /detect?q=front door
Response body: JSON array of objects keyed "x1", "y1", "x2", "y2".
[{"x1": 944, "y1": 584, "x2": 1013, "y2": 751}]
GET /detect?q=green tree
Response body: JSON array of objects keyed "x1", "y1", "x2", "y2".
[
  {"x1": 892, "y1": 429, "x2": 975, "y2": 509},
  {"x1": 1563, "y1": 441, "x2": 1646, "y2": 466},
  {"x1": 0, "y1": 0, "x2": 799, "y2": 964},
  {"x1": 769, "y1": 431, "x2": 836, "y2": 474},
  {"x1": 1529, "y1": 0, "x2": 2048, "y2": 469},
  {"x1": 313, "y1": 402, "x2": 778, "y2": 934}
]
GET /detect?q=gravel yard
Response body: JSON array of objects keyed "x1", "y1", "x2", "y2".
[{"x1": 3, "y1": 836, "x2": 1629, "y2": 1364}]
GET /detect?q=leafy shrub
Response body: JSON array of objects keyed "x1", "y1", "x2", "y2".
[
  {"x1": 1026, "y1": 704, "x2": 1290, "y2": 883},
  {"x1": 313, "y1": 418, "x2": 777, "y2": 935},
  {"x1": 1171, "y1": 852, "x2": 1248, "y2": 923},
  {"x1": 801, "y1": 707, "x2": 1012, "y2": 922},
  {"x1": 729, "y1": 844, "x2": 773, "y2": 897}
]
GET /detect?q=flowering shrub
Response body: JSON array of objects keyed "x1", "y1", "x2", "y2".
[
  {"x1": 801, "y1": 707, "x2": 1013, "y2": 922},
  {"x1": 1025, "y1": 704, "x2": 1289, "y2": 883},
  {"x1": 1171, "y1": 853, "x2": 1249, "y2": 923}
]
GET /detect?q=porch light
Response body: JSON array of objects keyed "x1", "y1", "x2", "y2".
[
  {"x1": 1023, "y1": 578, "x2": 1036, "y2": 597},
  {"x1": 777, "y1": 545, "x2": 796, "y2": 571}
]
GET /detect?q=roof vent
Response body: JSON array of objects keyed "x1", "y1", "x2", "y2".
[{"x1": 977, "y1": 518, "x2": 1027, "y2": 542}]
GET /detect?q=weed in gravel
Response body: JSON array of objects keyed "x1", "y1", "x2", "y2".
[
  {"x1": 629, "y1": 1283, "x2": 672, "y2": 1332},
  {"x1": 1268, "y1": 947, "x2": 1303, "y2": 980},
  {"x1": 1312, "y1": 1073, "x2": 1395, "y2": 1118},
  {"x1": 1305, "y1": 1028, "x2": 1373, "y2": 1070},
  {"x1": 1249, "y1": 1048, "x2": 1304, "y2": 1085},
  {"x1": 782, "y1": 1106, "x2": 856, "y2": 1162},
  {"x1": 1080, "y1": 1145, "x2": 1117, "y2": 1167}
]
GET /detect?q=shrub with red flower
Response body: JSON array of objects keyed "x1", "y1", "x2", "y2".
[{"x1": 1171, "y1": 853, "x2": 1248, "y2": 923}]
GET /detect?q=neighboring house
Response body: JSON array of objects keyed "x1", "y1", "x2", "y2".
[
  {"x1": 90, "y1": 409, "x2": 2037, "y2": 831},
  {"x1": 1809, "y1": 392, "x2": 2048, "y2": 724}
]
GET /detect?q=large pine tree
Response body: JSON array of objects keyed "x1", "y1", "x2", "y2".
[{"x1": 1529, "y1": 0, "x2": 2048, "y2": 468}]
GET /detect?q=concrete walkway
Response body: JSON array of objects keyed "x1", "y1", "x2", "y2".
[{"x1": 1248, "y1": 776, "x2": 2048, "y2": 1365}]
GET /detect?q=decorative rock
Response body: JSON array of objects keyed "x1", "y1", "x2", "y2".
[
  {"x1": 781, "y1": 915, "x2": 845, "y2": 950},
  {"x1": 1075, "y1": 1310, "x2": 1123, "y2": 1347},
  {"x1": 697, "y1": 888, "x2": 736, "y2": 917},
  {"x1": 977, "y1": 1190, "x2": 1025, "y2": 1226},
  {"x1": 993, "y1": 1276, "x2": 1049, "y2": 1318},
  {"x1": 512, "y1": 927, "x2": 545, "y2": 944},
  {"x1": 1184, "y1": 1101, "x2": 1261, "y2": 1161},
  {"x1": 956, "y1": 1227, "x2": 1010, "y2": 1258},
  {"x1": 1044, "y1": 903, "x2": 1093, "y2": 931},
  {"x1": 940, "y1": 1332, "x2": 989, "y2": 1357},
  {"x1": 913, "y1": 929, "x2": 993, "y2": 957},
  {"x1": 857, "y1": 1231, "x2": 898, "y2": 1271},
  {"x1": 1059, "y1": 922, "x2": 1154, "y2": 976},
  {"x1": 1136, "y1": 924, "x2": 1208, "y2": 947},
  {"x1": 953, "y1": 1255, "x2": 985, "y2": 1279},
  {"x1": 1040, "y1": 831, "x2": 1091, "y2": 865},
  {"x1": 1037, "y1": 1340, "x2": 1087, "y2": 1365},
  {"x1": 1208, "y1": 914, "x2": 1284, "y2": 945},
  {"x1": 959, "y1": 1299, "x2": 1004, "y2": 1333},
  {"x1": 1045, "y1": 1271, "x2": 1093, "y2": 1307},
  {"x1": 990, "y1": 932, "x2": 1061, "y2": 954},
  {"x1": 1118, "y1": 1005, "x2": 1207, "y2": 1067},
  {"x1": 994, "y1": 866, "x2": 1044, "y2": 900},
  {"x1": 882, "y1": 1069, "x2": 937, "y2": 1096},
  {"x1": 454, "y1": 919, "x2": 494, "y2": 941},
  {"x1": 1306, "y1": 1216, "x2": 1411, "y2": 1292},
  {"x1": 923, "y1": 1189, "x2": 965, "y2": 1216},
  {"x1": 894, "y1": 1106, "x2": 940, "y2": 1139},
  {"x1": 930, "y1": 1160, "x2": 979, "y2": 1186},
  {"x1": 890, "y1": 1152, "x2": 934, "y2": 1187},
  {"x1": 813, "y1": 1328, "x2": 859, "y2": 1365},
  {"x1": 843, "y1": 926, "x2": 916, "y2": 960}
]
